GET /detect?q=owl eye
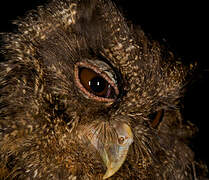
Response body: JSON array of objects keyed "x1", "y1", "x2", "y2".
[
  {"x1": 79, "y1": 68, "x2": 113, "y2": 97},
  {"x1": 75, "y1": 61, "x2": 119, "y2": 102},
  {"x1": 150, "y1": 110, "x2": 164, "y2": 128}
]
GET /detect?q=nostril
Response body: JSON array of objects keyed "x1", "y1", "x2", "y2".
[{"x1": 118, "y1": 136, "x2": 125, "y2": 144}]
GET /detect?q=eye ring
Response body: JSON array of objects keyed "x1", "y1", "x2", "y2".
[{"x1": 74, "y1": 61, "x2": 119, "y2": 102}]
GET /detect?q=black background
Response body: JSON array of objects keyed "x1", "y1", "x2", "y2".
[{"x1": 1, "y1": 0, "x2": 209, "y2": 174}]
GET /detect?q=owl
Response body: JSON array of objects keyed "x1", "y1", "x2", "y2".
[{"x1": 0, "y1": 0, "x2": 208, "y2": 179}]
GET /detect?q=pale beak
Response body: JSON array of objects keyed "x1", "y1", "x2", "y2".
[
  {"x1": 79, "y1": 122, "x2": 133, "y2": 179},
  {"x1": 94, "y1": 123, "x2": 133, "y2": 179}
]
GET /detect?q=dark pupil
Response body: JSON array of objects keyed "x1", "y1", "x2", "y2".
[{"x1": 89, "y1": 76, "x2": 107, "y2": 93}]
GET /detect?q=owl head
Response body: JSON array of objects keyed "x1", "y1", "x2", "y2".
[{"x1": 0, "y1": 0, "x2": 201, "y2": 179}]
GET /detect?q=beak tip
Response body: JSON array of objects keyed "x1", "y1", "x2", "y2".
[
  {"x1": 102, "y1": 163, "x2": 123, "y2": 179},
  {"x1": 103, "y1": 174, "x2": 109, "y2": 179},
  {"x1": 103, "y1": 169, "x2": 114, "y2": 179}
]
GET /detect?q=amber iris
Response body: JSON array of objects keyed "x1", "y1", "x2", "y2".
[{"x1": 79, "y1": 67, "x2": 115, "y2": 98}]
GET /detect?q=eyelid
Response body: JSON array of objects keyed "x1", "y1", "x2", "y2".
[{"x1": 74, "y1": 60, "x2": 119, "y2": 102}]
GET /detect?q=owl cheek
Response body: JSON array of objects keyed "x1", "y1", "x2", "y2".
[{"x1": 77, "y1": 122, "x2": 133, "y2": 179}]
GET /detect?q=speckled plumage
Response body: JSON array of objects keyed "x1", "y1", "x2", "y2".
[{"x1": 0, "y1": 0, "x2": 208, "y2": 179}]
